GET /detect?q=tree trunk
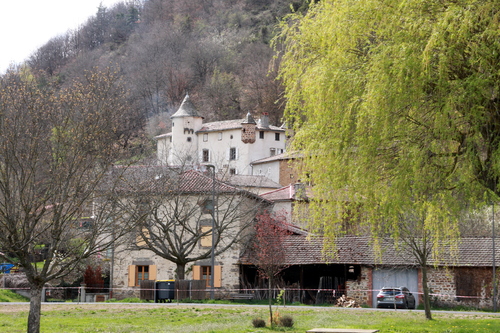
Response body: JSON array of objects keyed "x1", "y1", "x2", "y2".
[
  {"x1": 421, "y1": 265, "x2": 433, "y2": 320},
  {"x1": 268, "y1": 276, "x2": 273, "y2": 327},
  {"x1": 28, "y1": 286, "x2": 43, "y2": 333},
  {"x1": 176, "y1": 263, "x2": 185, "y2": 280}
]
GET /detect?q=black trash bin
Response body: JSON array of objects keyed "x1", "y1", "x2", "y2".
[{"x1": 155, "y1": 280, "x2": 175, "y2": 303}]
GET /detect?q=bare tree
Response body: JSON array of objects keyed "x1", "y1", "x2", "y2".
[
  {"x1": 0, "y1": 68, "x2": 137, "y2": 333},
  {"x1": 28, "y1": 35, "x2": 72, "y2": 75},
  {"x1": 250, "y1": 210, "x2": 291, "y2": 326},
  {"x1": 116, "y1": 164, "x2": 268, "y2": 280}
]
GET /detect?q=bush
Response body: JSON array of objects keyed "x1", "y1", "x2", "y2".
[
  {"x1": 279, "y1": 315, "x2": 294, "y2": 328},
  {"x1": 252, "y1": 318, "x2": 266, "y2": 328}
]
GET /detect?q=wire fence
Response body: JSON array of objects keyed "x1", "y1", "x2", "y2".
[{"x1": 1, "y1": 285, "x2": 495, "y2": 304}]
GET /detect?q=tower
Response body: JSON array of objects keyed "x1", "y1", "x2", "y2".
[
  {"x1": 169, "y1": 94, "x2": 204, "y2": 165},
  {"x1": 241, "y1": 112, "x2": 256, "y2": 144}
]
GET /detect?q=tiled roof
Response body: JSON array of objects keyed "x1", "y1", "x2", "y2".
[
  {"x1": 219, "y1": 174, "x2": 281, "y2": 189},
  {"x1": 260, "y1": 184, "x2": 311, "y2": 202},
  {"x1": 241, "y1": 236, "x2": 500, "y2": 267},
  {"x1": 111, "y1": 166, "x2": 269, "y2": 203},
  {"x1": 251, "y1": 151, "x2": 302, "y2": 165},
  {"x1": 260, "y1": 185, "x2": 295, "y2": 201},
  {"x1": 197, "y1": 119, "x2": 284, "y2": 133},
  {"x1": 177, "y1": 170, "x2": 242, "y2": 193}
]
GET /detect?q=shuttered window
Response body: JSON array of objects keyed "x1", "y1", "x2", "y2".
[
  {"x1": 128, "y1": 265, "x2": 157, "y2": 287},
  {"x1": 192, "y1": 265, "x2": 221, "y2": 288}
]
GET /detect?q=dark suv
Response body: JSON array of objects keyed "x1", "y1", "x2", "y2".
[{"x1": 376, "y1": 287, "x2": 416, "y2": 309}]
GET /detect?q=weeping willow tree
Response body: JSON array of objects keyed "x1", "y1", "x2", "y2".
[{"x1": 275, "y1": 0, "x2": 500, "y2": 318}]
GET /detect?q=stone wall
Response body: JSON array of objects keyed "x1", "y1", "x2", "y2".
[
  {"x1": 426, "y1": 268, "x2": 456, "y2": 305},
  {"x1": 345, "y1": 266, "x2": 372, "y2": 306},
  {"x1": 428, "y1": 267, "x2": 497, "y2": 309}
]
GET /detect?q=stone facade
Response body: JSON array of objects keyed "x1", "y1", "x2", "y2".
[
  {"x1": 345, "y1": 265, "x2": 499, "y2": 309},
  {"x1": 345, "y1": 266, "x2": 373, "y2": 307},
  {"x1": 426, "y1": 268, "x2": 456, "y2": 305},
  {"x1": 427, "y1": 267, "x2": 496, "y2": 309},
  {"x1": 109, "y1": 169, "x2": 267, "y2": 300}
]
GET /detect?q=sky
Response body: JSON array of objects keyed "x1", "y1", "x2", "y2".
[{"x1": 0, "y1": 0, "x2": 124, "y2": 74}]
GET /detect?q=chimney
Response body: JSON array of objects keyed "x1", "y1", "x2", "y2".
[{"x1": 260, "y1": 112, "x2": 270, "y2": 128}]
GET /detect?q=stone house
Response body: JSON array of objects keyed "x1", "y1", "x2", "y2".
[{"x1": 109, "y1": 167, "x2": 270, "y2": 299}]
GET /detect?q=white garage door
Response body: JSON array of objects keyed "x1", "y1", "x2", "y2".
[{"x1": 372, "y1": 268, "x2": 419, "y2": 308}]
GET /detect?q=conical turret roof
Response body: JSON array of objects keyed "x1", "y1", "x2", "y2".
[
  {"x1": 241, "y1": 112, "x2": 256, "y2": 125},
  {"x1": 170, "y1": 94, "x2": 203, "y2": 119}
]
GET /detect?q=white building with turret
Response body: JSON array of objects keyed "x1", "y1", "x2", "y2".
[{"x1": 155, "y1": 95, "x2": 287, "y2": 177}]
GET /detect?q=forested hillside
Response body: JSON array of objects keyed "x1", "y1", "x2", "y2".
[{"x1": 19, "y1": 0, "x2": 309, "y2": 140}]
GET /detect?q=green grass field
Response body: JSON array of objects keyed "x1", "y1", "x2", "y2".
[
  {"x1": 0, "y1": 289, "x2": 28, "y2": 302},
  {"x1": 0, "y1": 302, "x2": 499, "y2": 333}
]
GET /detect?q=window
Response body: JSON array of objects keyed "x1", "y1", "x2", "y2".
[
  {"x1": 202, "y1": 149, "x2": 210, "y2": 162},
  {"x1": 202, "y1": 266, "x2": 211, "y2": 287},
  {"x1": 229, "y1": 168, "x2": 236, "y2": 175},
  {"x1": 259, "y1": 131, "x2": 264, "y2": 139},
  {"x1": 187, "y1": 137, "x2": 192, "y2": 142},
  {"x1": 200, "y1": 200, "x2": 214, "y2": 214},
  {"x1": 203, "y1": 133, "x2": 208, "y2": 142},
  {"x1": 229, "y1": 147, "x2": 237, "y2": 160},
  {"x1": 218, "y1": 132, "x2": 222, "y2": 140},
  {"x1": 136, "y1": 227, "x2": 150, "y2": 247},
  {"x1": 128, "y1": 265, "x2": 157, "y2": 287},
  {"x1": 136, "y1": 266, "x2": 149, "y2": 285},
  {"x1": 275, "y1": 133, "x2": 280, "y2": 141},
  {"x1": 193, "y1": 265, "x2": 222, "y2": 288},
  {"x1": 200, "y1": 226, "x2": 212, "y2": 247},
  {"x1": 270, "y1": 148, "x2": 276, "y2": 156},
  {"x1": 230, "y1": 135, "x2": 233, "y2": 139}
]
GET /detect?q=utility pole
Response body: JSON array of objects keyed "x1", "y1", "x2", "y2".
[
  {"x1": 204, "y1": 164, "x2": 216, "y2": 300},
  {"x1": 493, "y1": 201, "x2": 497, "y2": 312}
]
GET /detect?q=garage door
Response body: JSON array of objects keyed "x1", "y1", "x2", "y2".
[{"x1": 372, "y1": 268, "x2": 418, "y2": 308}]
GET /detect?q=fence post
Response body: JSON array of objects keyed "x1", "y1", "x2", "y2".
[{"x1": 80, "y1": 283, "x2": 86, "y2": 303}]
